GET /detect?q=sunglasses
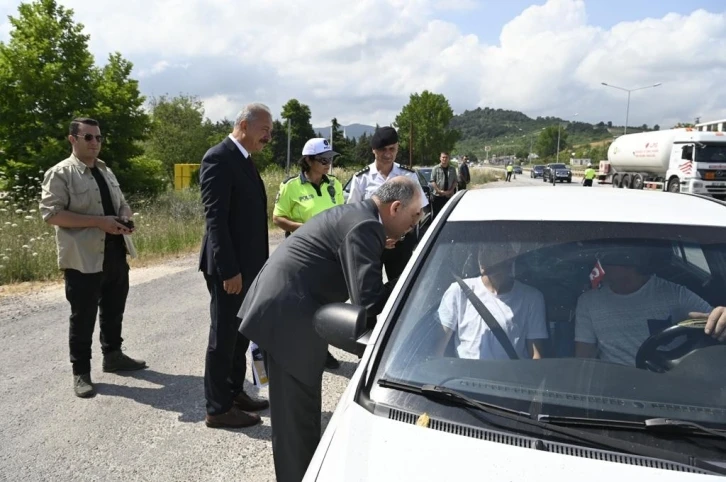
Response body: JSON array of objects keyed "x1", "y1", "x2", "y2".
[
  {"x1": 314, "y1": 156, "x2": 331, "y2": 166},
  {"x1": 74, "y1": 134, "x2": 104, "y2": 143}
]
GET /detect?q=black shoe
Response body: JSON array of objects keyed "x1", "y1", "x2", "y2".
[
  {"x1": 73, "y1": 373, "x2": 96, "y2": 398},
  {"x1": 102, "y1": 350, "x2": 147, "y2": 372},
  {"x1": 325, "y1": 351, "x2": 340, "y2": 370}
]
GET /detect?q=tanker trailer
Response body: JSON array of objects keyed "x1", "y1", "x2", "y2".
[{"x1": 598, "y1": 128, "x2": 726, "y2": 199}]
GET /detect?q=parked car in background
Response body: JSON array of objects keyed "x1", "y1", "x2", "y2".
[
  {"x1": 531, "y1": 165, "x2": 545, "y2": 178},
  {"x1": 418, "y1": 167, "x2": 433, "y2": 183},
  {"x1": 513, "y1": 165, "x2": 523, "y2": 175},
  {"x1": 305, "y1": 187, "x2": 726, "y2": 481}
]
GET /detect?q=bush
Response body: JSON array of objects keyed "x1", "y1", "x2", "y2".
[
  {"x1": 0, "y1": 160, "x2": 45, "y2": 206},
  {"x1": 115, "y1": 155, "x2": 167, "y2": 199}
]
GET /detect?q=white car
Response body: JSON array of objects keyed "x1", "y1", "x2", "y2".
[{"x1": 306, "y1": 187, "x2": 726, "y2": 481}]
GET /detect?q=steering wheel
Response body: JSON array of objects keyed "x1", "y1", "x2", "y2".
[{"x1": 635, "y1": 319, "x2": 723, "y2": 373}]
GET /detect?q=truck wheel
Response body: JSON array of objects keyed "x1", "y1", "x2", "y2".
[
  {"x1": 632, "y1": 174, "x2": 644, "y2": 190},
  {"x1": 621, "y1": 174, "x2": 631, "y2": 189},
  {"x1": 667, "y1": 178, "x2": 680, "y2": 193},
  {"x1": 612, "y1": 174, "x2": 620, "y2": 188}
]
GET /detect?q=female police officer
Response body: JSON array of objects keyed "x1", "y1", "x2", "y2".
[{"x1": 272, "y1": 137, "x2": 344, "y2": 369}]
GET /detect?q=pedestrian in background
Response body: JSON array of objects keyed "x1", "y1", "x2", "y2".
[
  {"x1": 431, "y1": 151, "x2": 458, "y2": 215},
  {"x1": 458, "y1": 156, "x2": 471, "y2": 190}
]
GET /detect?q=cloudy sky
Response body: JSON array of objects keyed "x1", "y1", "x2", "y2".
[{"x1": 1, "y1": 0, "x2": 725, "y2": 129}]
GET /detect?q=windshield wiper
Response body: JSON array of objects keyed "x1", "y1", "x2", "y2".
[
  {"x1": 378, "y1": 379, "x2": 726, "y2": 475},
  {"x1": 539, "y1": 415, "x2": 726, "y2": 441},
  {"x1": 646, "y1": 418, "x2": 726, "y2": 441}
]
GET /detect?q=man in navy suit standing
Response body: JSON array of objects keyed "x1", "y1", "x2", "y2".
[{"x1": 198, "y1": 103, "x2": 272, "y2": 428}]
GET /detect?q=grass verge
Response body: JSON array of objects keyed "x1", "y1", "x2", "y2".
[{"x1": 0, "y1": 166, "x2": 359, "y2": 285}]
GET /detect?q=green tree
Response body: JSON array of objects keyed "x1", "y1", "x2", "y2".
[
  {"x1": 0, "y1": 0, "x2": 149, "y2": 197},
  {"x1": 536, "y1": 126, "x2": 569, "y2": 158},
  {"x1": 143, "y1": 94, "x2": 212, "y2": 176},
  {"x1": 0, "y1": 0, "x2": 94, "y2": 167},
  {"x1": 89, "y1": 52, "x2": 150, "y2": 169},
  {"x1": 353, "y1": 132, "x2": 373, "y2": 166},
  {"x1": 281, "y1": 99, "x2": 316, "y2": 163},
  {"x1": 329, "y1": 117, "x2": 355, "y2": 168},
  {"x1": 394, "y1": 91, "x2": 460, "y2": 165}
]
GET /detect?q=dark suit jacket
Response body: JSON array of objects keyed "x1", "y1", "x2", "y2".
[
  {"x1": 238, "y1": 199, "x2": 392, "y2": 386},
  {"x1": 198, "y1": 137, "x2": 269, "y2": 287}
]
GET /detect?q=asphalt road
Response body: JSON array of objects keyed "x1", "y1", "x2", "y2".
[
  {"x1": 0, "y1": 233, "x2": 361, "y2": 482},
  {"x1": 482, "y1": 167, "x2": 607, "y2": 189},
  {"x1": 0, "y1": 173, "x2": 603, "y2": 482}
]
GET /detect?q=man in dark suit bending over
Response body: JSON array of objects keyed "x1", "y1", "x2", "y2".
[
  {"x1": 199, "y1": 102, "x2": 272, "y2": 429},
  {"x1": 238, "y1": 176, "x2": 424, "y2": 482}
]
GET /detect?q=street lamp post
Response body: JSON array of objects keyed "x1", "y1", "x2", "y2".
[{"x1": 601, "y1": 82, "x2": 662, "y2": 135}]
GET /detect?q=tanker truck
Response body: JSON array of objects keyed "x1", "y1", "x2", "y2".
[{"x1": 598, "y1": 128, "x2": 726, "y2": 199}]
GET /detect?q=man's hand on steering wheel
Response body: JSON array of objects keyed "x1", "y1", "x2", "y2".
[{"x1": 689, "y1": 307, "x2": 726, "y2": 342}]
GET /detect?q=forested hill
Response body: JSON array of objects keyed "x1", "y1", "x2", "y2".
[{"x1": 450, "y1": 107, "x2": 660, "y2": 156}]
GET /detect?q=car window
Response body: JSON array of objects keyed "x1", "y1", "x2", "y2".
[
  {"x1": 372, "y1": 220, "x2": 726, "y2": 430},
  {"x1": 673, "y1": 241, "x2": 711, "y2": 274}
]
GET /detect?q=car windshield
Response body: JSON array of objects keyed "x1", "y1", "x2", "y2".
[
  {"x1": 374, "y1": 219, "x2": 726, "y2": 428},
  {"x1": 696, "y1": 145, "x2": 726, "y2": 163},
  {"x1": 550, "y1": 164, "x2": 567, "y2": 169}
]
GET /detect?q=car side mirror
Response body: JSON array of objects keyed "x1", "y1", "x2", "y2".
[
  {"x1": 422, "y1": 185, "x2": 432, "y2": 195},
  {"x1": 313, "y1": 303, "x2": 371, "y2": 356}
]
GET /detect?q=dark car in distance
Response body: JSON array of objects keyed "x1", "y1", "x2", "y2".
[
  {"x1": 543, "y1": 163, "x2": 572, "y2": 183},
  {"x1": 531, "y1": 165, "x2": 545, "y2": 178}
]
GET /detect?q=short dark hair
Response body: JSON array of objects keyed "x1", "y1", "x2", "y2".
[
  {"x1": 70, "y1": 118, "x2": 99, "y2": 136},
  {"x1": 440, "y1": 151, "x2": 449, "y2": 157}
]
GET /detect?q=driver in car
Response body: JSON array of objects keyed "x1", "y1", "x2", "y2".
[
  {"x1": 575, "y1": 246, "x2": 726, "y2": 366},
  {"x1": 437, "y1": 243, "x2": 548, "y2": 360}
]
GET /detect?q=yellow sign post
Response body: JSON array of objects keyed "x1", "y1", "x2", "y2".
[{"x1": 174, "y1": 164, "x2": 201, "y2": 190}]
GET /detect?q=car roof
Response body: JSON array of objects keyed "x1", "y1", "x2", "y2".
[{"x1": 447, "y1": 188, "x2": 726, "y2": 227}]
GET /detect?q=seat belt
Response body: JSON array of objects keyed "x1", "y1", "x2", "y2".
[{"x1": 452, "y1": 273, "x2": 519, "y2": 360}]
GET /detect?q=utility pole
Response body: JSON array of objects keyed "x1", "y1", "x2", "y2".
[
  {"x1": 409, "y1": 122, "x2": 413, "y2": 167},
  {"x1": 285, "y1": 118, "x2": 291, "y2": 176}
]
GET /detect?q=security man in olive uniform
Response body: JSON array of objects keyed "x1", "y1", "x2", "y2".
[
  {"x1": 272, "y1": 137, "x2": 345, "y2": 369},
  {"x1": 347, "y1": 126, "x2": 429, "y2": 282}
]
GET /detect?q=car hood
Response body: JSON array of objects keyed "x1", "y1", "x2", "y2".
[{"x1": 308, "y1": 402, "x2": 711, "y2": 482}]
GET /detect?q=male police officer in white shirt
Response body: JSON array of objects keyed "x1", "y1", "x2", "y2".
[{"x1": 348, "y1": 126, "x2": 429, "y2": 281}]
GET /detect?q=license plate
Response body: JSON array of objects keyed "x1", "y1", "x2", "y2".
[{"x1": 705, "y1": 172, "x2": 716, "y2": 180}]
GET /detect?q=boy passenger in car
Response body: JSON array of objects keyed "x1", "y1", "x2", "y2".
[
  {"x1": 437, "y1": 243, "x2": 548, "y2": 360},
  {"x1": 575, "y1": 246, "x2": 726, "y2": 366}
]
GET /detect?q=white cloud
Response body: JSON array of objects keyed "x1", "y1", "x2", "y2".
[
  {"x1": 434, "y1": 0, "x2": 478, "y2": 11},
  {"x1": 0, "y1": 0, "x2": 725, "y2": 130}
]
